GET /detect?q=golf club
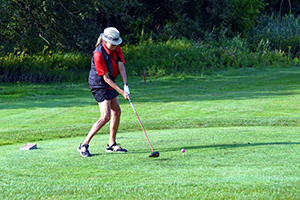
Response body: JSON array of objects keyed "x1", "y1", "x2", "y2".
[{"x1": 128, "y1": 98, "x2": 159, "y2": 158}]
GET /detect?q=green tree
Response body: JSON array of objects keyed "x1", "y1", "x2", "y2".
[
  {"x1": 229, "y1": 0, "x2": 266, "y2": 36},
  {"x1": 162, "y1": 0, "x2": 265, "y2": 39},
  {"x1": 3, "y1": 0, "x2": 295, "y2": 55},
  {"x1": 0, "y1": 0, "x2": 142, "y2": 53},
  {"x1": 0, "y1": 0, "x2": 98, "y2": 53}
]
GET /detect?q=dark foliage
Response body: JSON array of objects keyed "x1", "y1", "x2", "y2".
[{"x1": 2, "y1": 0, "x2": 295, "y2": 54}]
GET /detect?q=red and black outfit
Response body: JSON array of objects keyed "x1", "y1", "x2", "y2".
[{"x1": 88, "y1": 43, "x2": 126, "y2": 102}]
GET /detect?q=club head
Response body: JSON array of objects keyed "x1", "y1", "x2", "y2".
[{"x1": 149, "y1": 151, "x2": 159, "y2": 158}]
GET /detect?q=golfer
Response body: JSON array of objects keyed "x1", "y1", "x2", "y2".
[{"x1": 78, "y1": 27, "x2": 130, "y2": 157}]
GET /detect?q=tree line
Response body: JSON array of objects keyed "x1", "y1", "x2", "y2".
[{"x1": 0, "y1": 0, "x2": 298, "y2": 55}]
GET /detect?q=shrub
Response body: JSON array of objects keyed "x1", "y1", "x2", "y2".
[
  {"x1": 0, "y1": 52, "x2": 90, "y2": 83},
  {"x1": 249, "y1": 14, "x2": 300, "y2": 57},
  {"x1": 1, "y1": 36, "x2": 298, "y2": 83},
  {"x1": 124, "y1": 37, "x2": 293, "y2": 78}
]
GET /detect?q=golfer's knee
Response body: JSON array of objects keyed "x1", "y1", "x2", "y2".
[
  {"x1": 100, "y1": 115, "x2": 111, "y2": 123},
  {"x1": 112, "y1": 107, "x2": 121, "y2": 118},
  {"x1": 114, "y1": 109, "x2": 121, "y2": 117}
]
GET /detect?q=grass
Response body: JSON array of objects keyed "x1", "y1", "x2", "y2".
[
  {"x1": 1, "y1": 127, "x2": 300, "y2": 199},
  {"x1": 1, "y1": 67, "x2": 300, "y2": 145},
  {"x1": 1, "y1": 66, "x2": 300, "y2": 199}
]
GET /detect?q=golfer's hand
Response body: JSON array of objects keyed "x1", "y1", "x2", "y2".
[{"x1": 122, "y1": 90, "x2": 130, "y2": 100}]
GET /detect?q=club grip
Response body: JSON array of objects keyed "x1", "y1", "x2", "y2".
[{"x1": 124, "y1": 85, "x2": 130, "y2": 94}]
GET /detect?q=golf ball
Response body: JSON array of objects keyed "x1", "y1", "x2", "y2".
[{"x1": 181, "y1": 148, "x2": 185, "y2": 153}]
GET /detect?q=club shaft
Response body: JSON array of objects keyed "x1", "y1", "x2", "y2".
[{"x1": 129, "y1": 99, "x2": 154, "y2": 152}]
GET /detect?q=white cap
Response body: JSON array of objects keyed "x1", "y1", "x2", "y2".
[{"x1": 100, "y1": 27, "x2": 122, "y2": 45}]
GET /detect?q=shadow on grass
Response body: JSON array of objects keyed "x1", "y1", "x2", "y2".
[
  {"x1": 1, "y1": 67, "x2": 300, "y2": 110},
  {"x1": 90, "y1": 150, "x2": 151, "y2": 157},
  {"x1": 75, "y1": 142, "x2": 300, "y2": 162},
  {"x1": 163, "y1": 141, "x2": 300, "y2": 152}
]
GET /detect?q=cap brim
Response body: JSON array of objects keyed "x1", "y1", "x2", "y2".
[{"x1": 101, "y1": 33, "x2": 122, "y2": 45}]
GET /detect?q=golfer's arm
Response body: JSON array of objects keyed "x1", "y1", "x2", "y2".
[
  {"x1": 118, "y1": 62, "x2": 127, "y2": 85},
  {"x1": 103, "y1": 73, "x2": 124, "y2": 95}
]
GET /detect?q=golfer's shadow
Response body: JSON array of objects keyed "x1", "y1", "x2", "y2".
[
  {"x1": 91, "y1": 142, "x2": 299, "y2": 156},
  {"x1": 90, "y1": 150, "x2": 150, "y2": 157},
  {"x1": 163, "y1": 141, "x2": 300, "y2": 152},
  {"x1": 90, "y1": 153, "x2": 104, "y2": 157}
]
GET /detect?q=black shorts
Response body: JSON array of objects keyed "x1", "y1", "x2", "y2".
[{"x1": 91, "y1": 88, "x2": 119, "y2": 103}]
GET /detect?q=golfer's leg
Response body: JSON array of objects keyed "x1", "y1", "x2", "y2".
[
  {"x1": 82, "y1": 100, "x2": 111, "y2": 145},
  {"x1": 109, "y1": 97, "x2": 121, "y2": 146}
]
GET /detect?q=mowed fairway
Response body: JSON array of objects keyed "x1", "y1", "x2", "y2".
[{"x1": 1, "y1": 67, "x2": 300, "y2": 199}]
